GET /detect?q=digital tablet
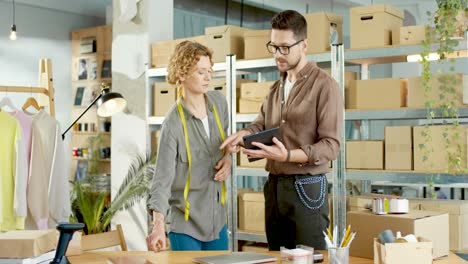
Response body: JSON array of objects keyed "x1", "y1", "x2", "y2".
[{"x1": 242, "y1": 127, "x2": 280, "y2": 162}]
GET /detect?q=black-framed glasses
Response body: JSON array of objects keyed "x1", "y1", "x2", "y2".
[{"x1": 266, "y1": 39, "x2": 304, "y2": 55}]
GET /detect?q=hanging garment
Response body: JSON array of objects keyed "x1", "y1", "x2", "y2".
[
  {"x1": 9, "y1": 111, "x2": 33, "y2": 180},
  {"x1": 0, "y1": 111, "x2": 28, "y2": 231},
  {"x1": 28, "y1": 110, "x2": 70, "y2": 229}
]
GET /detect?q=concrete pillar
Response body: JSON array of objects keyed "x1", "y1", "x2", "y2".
[{"x1": 111, "y1": 0, "x2": 173, "y2": 250}]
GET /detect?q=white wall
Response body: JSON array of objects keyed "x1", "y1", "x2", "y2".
[{"x1": 0, "y1": 2, "x2": 104, "y2": 129}]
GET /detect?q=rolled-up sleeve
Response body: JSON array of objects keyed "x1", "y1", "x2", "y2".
[
  {"x1": 300, "y1": 77, "x2": 343, "y2": 166},
  {"x1": 147, "y1": 123, "x2": 177, "y2": 218}
]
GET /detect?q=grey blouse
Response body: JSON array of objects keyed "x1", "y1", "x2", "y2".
[{"x1": 147, "y1": 91, "x2": 229, "y2": 242}]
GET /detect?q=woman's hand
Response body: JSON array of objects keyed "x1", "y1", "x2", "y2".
[
  {"x1": 214, "y1": 154, "x2": 231, "y2": 181},
  {"x1": 146, "y1": 212, "x2": 167, "y2": 252}
]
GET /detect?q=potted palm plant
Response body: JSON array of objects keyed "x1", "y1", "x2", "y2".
[{"x1": 71, "y1": 154, "x2": 155, "y2": 234}]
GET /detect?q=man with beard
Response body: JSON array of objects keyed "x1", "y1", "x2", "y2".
[{"x1": 220, "y1": 10, "x2": 343, "y2": 250}]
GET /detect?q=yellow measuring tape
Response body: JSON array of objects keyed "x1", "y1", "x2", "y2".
[{"x1": 177, "y1": 100, "x2": 226, "y2": 221}]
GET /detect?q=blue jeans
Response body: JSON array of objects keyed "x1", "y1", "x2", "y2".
[{"x1": 168, "y1": 225, "x2": 228, "y2": 251}]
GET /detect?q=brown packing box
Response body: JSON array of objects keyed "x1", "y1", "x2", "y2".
[
  {"x1": 209, "y1": 78, "x2": 227, "y2": 96},
  {"x1": 350, "y1": 4, "x2": 404, "y2": 49},
  {"x1": 238, "y1": 152, "x2": 267, "y2": 168},
  {"x1": 244, "y1": 30, "x2": 271, "y2": 60},
  {"x1": 151, "y1": 35, "x2": 206, "y2": 68},
  {"x1": 373, "y1": 237, "x2": 433, "y2": 264},
  {"x1": 205, "y1": 25, "x2": 248, "y2": 63},
  {"x1": 346, "y1": 141, "x2": 384, "y2": 169},
  {"x1": 348, "y1": 78, "x2": 407, "y2": 109},
  {"x1": 324, "y1": 70, "x2": 357, "y2": 109},
  {"x1": 304, "y1": 12, "x2": 343, "y2": 53},
  {"x1": 238, "y1": 192, "x2": 265, "y2": 233},
  {"x1": 238, "y1": 98, "x2": 264, "y2": 113},
  {"x1": 411, "y1": 198, "x2": 468, "y2": 250},
  {"x1": 153, "y1": 82, "x2": 176, "y2": 116},
  {"x1": 347, "y1": 210, "x2": 449, "y2": 259},
  {"x1": 407, "y1": 74, "x2": 468, "y2": 108},
  {"x1": 240, "y1": 81, "x2": 274, "y2": 99},
  {"x1": 151, "y1": 130, "x2": 161, "y2": 157},
  {"x1": 397, "y1": 25, "x2": 426, "y2": 45},
  {"x1": 385, "y1": 126, "x2": 413, "y2": 170},
  {"x1": 413, "y1": 125, "x2": 468, "y2": 171},
  {"x1": 0, "y1": 230, "x2": 56, "y2": 258}
]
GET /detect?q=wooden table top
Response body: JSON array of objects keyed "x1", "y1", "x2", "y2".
[{"x1": 68, "y1": 250, "x2": 466, "y2": 264}]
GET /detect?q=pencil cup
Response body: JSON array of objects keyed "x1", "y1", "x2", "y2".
[{"x1": 328, "y1": 247, "x2": 349, "y2": 264}]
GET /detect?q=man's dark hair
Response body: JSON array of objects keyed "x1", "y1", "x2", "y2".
[{"x1": 270, "y1": 10, "x2": 307, "y2": 40}]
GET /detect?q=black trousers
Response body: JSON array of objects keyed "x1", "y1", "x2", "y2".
[{"x1": 263, "y1": 174, "x2": 329, "y2": 250}]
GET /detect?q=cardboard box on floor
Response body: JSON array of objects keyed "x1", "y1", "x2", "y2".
[
  {"x1": 348, "y1": 78, "x2": 407, "y2": 109},
  {"x1": 347, "y1": 210, "x2": 449, "y2": 259},
  {"x1": 151, "y1": 35, "x2": 206, "y2": 68},
  {"x1": 410, "y1": 198, "x2": 468, "y2": 250},
  {"x1": 346, "y1": 141, "x2": 384, "y2": 169},
  {"x1": 350, "y1": 4, "x2": 404, "y2": 49},
  {"x1": 304, "y1": 12, "x2": 343, "y2": 53},
  {"x1": 205, "y1": 25, "x2": 249, "y2": 63},
  {"x1": 385, "y1": 126, "x2": 413, "y2": 170},
  {"x1": 407, "y1": 74, "x2": 468, "y2": 108},
  {"x1": 238, "y1": 192, "x2": 265, "y2": 233},
  {"x1": 244, "y1": 30, "x2": 271, "y2": 60},
  {"x1": 413, "y1": 125, "x2": 468, "y2": 171},
  {"x1": 0, "y1": 230, "x2": 56, "y2": 258},
  {"x1": 153, "y1": 82, "x2": 176, "y2": 116},
  {"x1": 373, "y1": 237, "x2": 432, "y2": 264}
]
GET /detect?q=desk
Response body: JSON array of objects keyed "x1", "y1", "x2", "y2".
[{"x1": 69, "y1": 250, "x2": 466, "y2": 264}]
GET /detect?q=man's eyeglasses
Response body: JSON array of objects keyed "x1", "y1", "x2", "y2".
[{"x1": 266, "y1": 39, "x2": 304, "y2": 55}]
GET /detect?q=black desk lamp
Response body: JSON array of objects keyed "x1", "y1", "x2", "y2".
[
  {"x1": 62, "y1": 83, "x2": 127, "y2": 140},
  {"x1": 50, "y1": 222, "x2": 84, "y2": 264}
]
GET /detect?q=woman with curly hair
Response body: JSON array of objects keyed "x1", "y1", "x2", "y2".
[{"x1": 146, "y1": 41, "x2": 231, "y2": 252}]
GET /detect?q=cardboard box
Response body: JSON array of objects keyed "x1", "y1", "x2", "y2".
[
  {"x1": 413, "y1": 125, "x2": 468, "y2": 171},
  {"x1": 347, "y1": 210, "x2": 449, "y2": 259},
  {"x1": 244, "y1": 30, "x2": 271, "y2": 60},
  {"x1": 348, "y1": 78, "x2": 406, "y2": 109},
  {"x1": 205, "y1": 25, "x2": 248, "y2": 62},
  {"x1": 151, "y1": 130, "x2": 161, "y2": 157},
  {"x1": 324, "y1": 70, "x2": 357, "y2": 109},
  {"x1": 385, "y1": 126, "x2": 413, "y2": 170},
  {"x1": 0, "y1": 230, "x2": 56, "y2": 258},
  {"x1": 242, "y1": 243, "x2": 269, "y2": 253},
  {"x1": 411, "y1": 199, "x2": 468, "y2": 250},
  {"x1": 407, "y1": 74, "x2": 468, "y2": 108},
  {"x1": 238, "y1": 192, "x2": 265, "y2": 233},
  {"x1": 238, "y1": 152, "x2": 267, "y2": 168},
  {"x1": 396, "y1": 25, "x2": 426, "y2": 45},
  {"x1": 346, "y1": 141, "x2": 384, "y2": 169},
  {"x1": 350, "y1": 4, "x2": 404, "y2": 49},
  {"x1": 373, "y1": 237, "x2": 432, "y2": 264},
  {"x1": 238, "y1": 98, "x2": 264, "y2": 113},
  {"x1": 347, "y1": 194, "x2": 400, "y2": 212},
  {"x1": 209, "y1": 78, "x2": 227, "y2": 96},
  {"x1": 153, "y1": 82, "x2": 176, "y2": 116},
  {"x1": 240, "y1": 81, "x2": 274, "y2": 99},
  {"x1": 304, "y1": 12, "x2": 343, "y2": 53},
  {"x1": 151, "y1": 35, "x2": 206, "y2": 68}
]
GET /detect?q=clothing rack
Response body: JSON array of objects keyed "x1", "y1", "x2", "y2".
[{"x1": 0, "y1": 59, "x2": 55, "y2": 117}]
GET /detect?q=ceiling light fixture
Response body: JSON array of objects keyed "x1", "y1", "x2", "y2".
[{"x1": 9, "y1": 0, "x2": 17, "y2": 40}]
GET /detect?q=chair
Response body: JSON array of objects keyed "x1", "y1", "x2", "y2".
[{"x1": 81, "y1": 224, "x2": 128, "y2": 251}]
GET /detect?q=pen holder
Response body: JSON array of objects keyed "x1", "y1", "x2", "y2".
[{"x1": 328, "y1": 247, "x2": 349, "y2": 264}]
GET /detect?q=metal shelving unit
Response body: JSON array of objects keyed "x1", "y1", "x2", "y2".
[{"x1": 145, "y1": 40, "x2": 468, "y2": 251}]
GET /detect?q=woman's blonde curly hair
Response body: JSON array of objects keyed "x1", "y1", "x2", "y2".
[{"x1": 166, "y1": 40, "x2": 213, "y2": 98}]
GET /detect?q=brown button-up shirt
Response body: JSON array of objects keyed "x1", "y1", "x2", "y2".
[{"x1": 245, "y1": 61, "x2": 343, "y2": 175}]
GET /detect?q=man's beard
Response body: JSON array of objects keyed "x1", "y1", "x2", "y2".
[{"x1": 276, "y1": 55, "x2": 301, "y2": 72}]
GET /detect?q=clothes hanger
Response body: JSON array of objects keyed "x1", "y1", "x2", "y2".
[
  {"x1": 0, "y1": 91, "x2": 19, "y2": 112},
  {"x1": 22, "y1": 97, "x2": 43, "y2": 112}
]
